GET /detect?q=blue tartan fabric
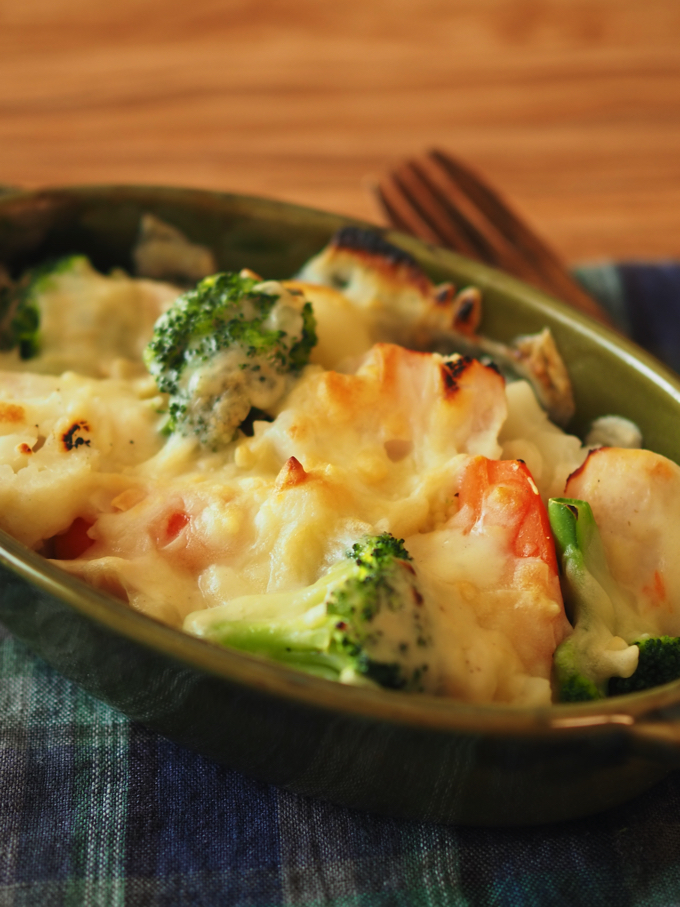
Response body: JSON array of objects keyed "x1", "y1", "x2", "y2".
[{"x1": 2, "y1": 263, "x2": 680, "y2": 907}]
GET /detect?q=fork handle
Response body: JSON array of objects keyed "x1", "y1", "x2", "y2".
[{"x1": 522, "y1": 255, "x2": 615, "y2": 325}]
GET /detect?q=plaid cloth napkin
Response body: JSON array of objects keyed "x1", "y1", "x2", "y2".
[{"x1": 2, "y1": 262, "x2": 680, "y2": 907}]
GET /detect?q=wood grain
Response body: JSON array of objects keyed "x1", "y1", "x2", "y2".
[{"x1": 1, "y1": 0, "x2": 679, "y2": 261}]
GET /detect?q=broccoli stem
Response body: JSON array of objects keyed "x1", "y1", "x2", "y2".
[
  {"x1": 190, "y1": 615, "x2": 352, "y2": 680},
  {"x1": 184, "y1": 533, "x2": 432, "y2": 692},
  {"x1": 548, "y1": 498, "x2": 640, "y2": 702}
]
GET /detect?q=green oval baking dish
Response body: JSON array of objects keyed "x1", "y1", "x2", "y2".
[{"x1": 1, "y1": 184, "x2": 680, "y2": 826}]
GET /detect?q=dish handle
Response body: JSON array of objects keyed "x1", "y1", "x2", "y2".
[
  {"x1": 552, "y1": 707, "x2": 680, "y2": 767},
  {"x1": 629, "y1": 713, "x2": 680, "y2": 766}
]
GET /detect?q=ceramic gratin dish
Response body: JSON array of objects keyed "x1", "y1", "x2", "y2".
[{"x1": 2, "y1": 185, "x2": 680, "y2": 827}]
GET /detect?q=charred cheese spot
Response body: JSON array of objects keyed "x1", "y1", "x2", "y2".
[
  {"x1": 332, "y1": 227, "x2": 417, "y2": 269},
  {"x1": 440, "y1": 356, "x2": 473, "y2": 397},
  {"x1": 452, "y1": 288, "x2": 482, "y2": 336},
  {"x1": 61, "y1": 420, "x2": 91, "y2": 452},
  {"x1": 330, "y1": 227, "x2": 433, "y2": 295},
  {"x1": 434, "y1": 283, "x2": 456, "y2": 306},
  {"x1": 0, "y1": 402, "x2": 25, "y2": 424},
  {"x1": 440, "y1": 363, "x2": 459, "y2": 396},
  {"x1": 16, "y1": 442, "x2": 33, "y2": 455}
]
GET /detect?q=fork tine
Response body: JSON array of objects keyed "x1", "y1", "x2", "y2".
[
  {"x1": 374, "y1": 150, "x2": 613, "y2": 326},
  {"x1": 381, "y1": 160, "x2": 553, "y2": 287},
  {"x1": 411, "y1": 154, "x2": 549, "y2": 288},
  {"x1": 390, "y1": 163, "x2": 481, "y2": 258},
  {"x1": 375, "y1": 174, "x2": 443, "y2": 247},
  {"x1": 429, "y1": 149, "x2": 612, "y2": 324},
  {"x1": 430, "y1": 149, "x2": 563, "y2": 269},
  {"x1": 378, "y1": 163, "x2": 554, "y2": 291}
]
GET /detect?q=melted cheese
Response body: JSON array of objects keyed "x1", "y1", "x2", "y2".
[
  {"x1": 0, "y1": 369, "x2": 164, "y2": 547},
  {"x1": 0, "y1": 264, "x2": 586, "y2": 706},
  {"x1": 0, "y1": 259, "x2": 180, "y2": 379},
  {"x1": 500, "y1": 380, "x2": 585, "y2": 502}
]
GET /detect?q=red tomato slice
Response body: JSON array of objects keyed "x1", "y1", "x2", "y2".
[
  {"x1": 456, "y1": 457, "x2": 558, "y2": 574},
  {"x1": 165, "y1": 511, "x2": 190, "y2": 542},
  {"x1": 49, "y1": 517, "x2": 95, "y2": 560},
  {"x1": 152, "y1": 511, "x2": 191, "y2": 549}
]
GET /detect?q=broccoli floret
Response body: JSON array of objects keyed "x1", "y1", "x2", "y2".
[
  {"x1": 0, "y1": 256, "x2": 86, "y2": 358},
  {"x1": 183, "y1": 533, "x2": 433, "y2": 691},
  {"x1": 144, "y1": 272, "x2": 316, "y2": 447},
  {"x1": 608, "y1": 636, "x2": 680, "y2": 696},
  {"x1": 558, "y1": 672, "x2": 602, "y2": 703},
  {"x1": 548, "y1": 497, "x2": 680, "y2": 703}
]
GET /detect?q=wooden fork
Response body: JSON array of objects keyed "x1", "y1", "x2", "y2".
[{"x1": 374, "y1": 149, "x2": 613, "y2": 328}]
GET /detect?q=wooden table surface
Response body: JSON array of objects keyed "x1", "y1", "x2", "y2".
[{"x1": 1, "y1": 0, "x2": 679, "y2": 263}]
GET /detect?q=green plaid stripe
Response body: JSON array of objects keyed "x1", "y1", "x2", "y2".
[{"x1": 1, "y1": 880, "x2": 126, "y2": 907}]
